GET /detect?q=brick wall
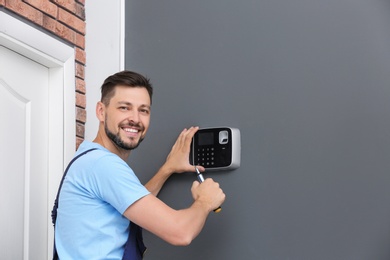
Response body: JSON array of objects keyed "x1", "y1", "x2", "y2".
[{"x1": 1, "y1": 0, "x2": 87, "y2": 149}]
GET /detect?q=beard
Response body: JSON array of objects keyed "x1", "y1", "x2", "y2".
[{"x1": 104, "y1": 122, "x2": 144, "y2": 151}]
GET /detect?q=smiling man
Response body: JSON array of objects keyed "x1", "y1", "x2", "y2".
[
  {"x1": 98, "y1": 85, "x2": 151, "y2": 153},
  {"x1": 53, "y1": 71, "x2": 225, "y2": 260}
]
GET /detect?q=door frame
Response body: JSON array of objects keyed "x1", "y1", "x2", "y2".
[{"x1": 0, "y1": 11, "x2": 75, "y2": 259}]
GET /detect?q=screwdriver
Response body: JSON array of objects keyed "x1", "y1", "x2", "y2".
[{"x1": 195, "y1": 166, "x2": 222, "y2": 213}]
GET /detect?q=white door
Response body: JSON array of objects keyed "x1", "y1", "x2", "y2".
[{"x1": 0, "y1": 46, "x2": 50, "y2": 259}]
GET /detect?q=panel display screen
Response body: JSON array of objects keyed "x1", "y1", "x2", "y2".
[{"x1": 198, "y1": 132, "x2": 214, "y2": 146}]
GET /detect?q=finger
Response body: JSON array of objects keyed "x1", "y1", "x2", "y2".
[
  {"x1": 191, "y1": 180, "x2": 200, "y2": 188},
  {"x1": 173, "y1": 127, "x2": 196, "y2": 153},
  {"x1": 171, "y1": 128, "x2": 188, "y2": 151},
  {"x1": 190, "y1": 165, "x2": 205, "y2": 173},
  {"x1": 178, "y1": 127, "x2": 191, "y2": 146},
  {"x1": 196, "y1": 165, "x2": 205, "y2": 172},
  {"x1": 182, "y1": 126, "x2": 198, "y2": 150},
  {"x1": 185, "y1": 126, "x2": 199, "y2": 140}
]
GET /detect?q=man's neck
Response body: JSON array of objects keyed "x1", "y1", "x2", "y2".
[{"x1": 93, "y1": 134, "x2": 131, "y2": 161}]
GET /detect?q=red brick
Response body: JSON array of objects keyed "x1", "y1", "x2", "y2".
[
  {"x1": 42, "y1": 14, "x2": 56, "y2": 32},
  {"x1": 75, "y1": 47, "x2": 86, "y2": 65},
  {"x1": 52, "y1": 0, "x2": 76, "y2": 13},
  {"x1": 76, "y1": 78, "x2": 86, "y2": 94},
  {"x1": 24, "y1": 0, "x2": 57, "y2": 18},
  {"x1": 76, "y1": 106, "x2": 86, "y2": 123},
  {"x1": 76, "y1": 122, "x2": 85, "y2": 138},
  {"x1": 75, "y1": 32, "x2": 85, "y2": 49},
  {"x1": 75, "y1": 63, "x2": 85, "y2": 79},
  {"x1": 76, "y1": 92, "x2": 86, "y2": 108},
  {"x1": 58, "y1": 7, "x2": 85, "y2": 34},
  {"x1": 52, "y1": 0, "x2": 84, "y2": 20},
  {"x1": 75, "y1": 2, "x2": 85, "y2": 20},
  {"x1": 43, "y1": 16, "x2": 77, "y2": 45},
  {"x1": 54, "y1": 22, "x2": 76, "y2": 44},
  {"x1": 6, "y1": 0, "x2": 43, "y2": 26}
]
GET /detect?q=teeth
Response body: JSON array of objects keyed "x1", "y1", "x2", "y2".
[{"x1": 123, "y1": 128, "x2": 138, "y2": 133}]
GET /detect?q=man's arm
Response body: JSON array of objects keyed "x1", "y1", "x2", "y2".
[
  {"x1": 130, "y1": 126, "x2": 225, "y2": 246},
  {"x1": 145, "y1": 126, "x2": 205, "y2": 196},
  {"x1": 124, "y1": 178, "x2": 225, "y2": 246}
]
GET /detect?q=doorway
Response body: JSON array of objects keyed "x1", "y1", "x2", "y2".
[{"x1": 0, "y1": 11, "x2": 75, "y2": 259}]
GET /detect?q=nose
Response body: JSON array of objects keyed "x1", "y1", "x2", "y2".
[{"x1": 128, "y1": 109, "x2": 140, "y2": 124}]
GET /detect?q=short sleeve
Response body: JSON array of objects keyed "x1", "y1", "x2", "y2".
[{"x1": 90, "y1": 154, "x2": 150, "y2": 214}]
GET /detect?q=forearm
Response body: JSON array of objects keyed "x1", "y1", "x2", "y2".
[
  {"x1": 125, "y1": 193, "x2": 212, "y2": 246},
  {"x1": 155, "y1": 199, "x2": 212, "y2": 246},
  {"x1": 175, "y1": 200, "x2": 212, "y2": 242}
]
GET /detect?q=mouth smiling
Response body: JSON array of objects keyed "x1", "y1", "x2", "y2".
[{"x1": 122, "y1": 126, "x2": 141, "y2": 138}]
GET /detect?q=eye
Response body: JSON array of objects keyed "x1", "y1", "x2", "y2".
[
  {"x1": 119, "y1": 106, "x2": 129, "y2": 111},
  {"x1": 140, "y1": 108, "x2": 150, "y2": 115}
]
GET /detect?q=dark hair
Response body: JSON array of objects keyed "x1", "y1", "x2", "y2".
[{"x1": 100, "y1": 70, "x2": 153, "y2": 106}]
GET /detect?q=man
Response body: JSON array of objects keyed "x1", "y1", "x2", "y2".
[{"x1": 54, "y1": 70, "x2": 225, "y2": 259}]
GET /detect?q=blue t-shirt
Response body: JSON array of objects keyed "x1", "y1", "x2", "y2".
[{"x1": 55, "y1": 141, "x2": 150, "y2": 260}]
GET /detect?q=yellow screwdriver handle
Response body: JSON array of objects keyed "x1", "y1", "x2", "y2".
[{"x1": 213, "y1": 206, "x2": 222, "y2": 213}]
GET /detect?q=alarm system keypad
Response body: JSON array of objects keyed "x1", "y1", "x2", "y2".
[
  {"x1": 191, "y1": 127, "x2": 240, "y2": 170},
  {"x1": 196, "y1": 147, "x2": 214, "y2": 166}
]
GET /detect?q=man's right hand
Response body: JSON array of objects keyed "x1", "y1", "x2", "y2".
[{"x1": 191, "y1": 178, "x2": 225, "y2": 213}]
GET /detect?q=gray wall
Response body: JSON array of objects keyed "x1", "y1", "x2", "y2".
[{"x1": 125, "y1": 1, "x2": 390, "y2": 259}]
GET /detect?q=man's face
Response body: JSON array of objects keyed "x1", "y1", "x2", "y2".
[{"x1": 103, "y1": 85, "x2": 151, "y2": 151}]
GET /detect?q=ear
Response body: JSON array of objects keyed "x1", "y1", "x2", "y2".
[{"x1": 96, "y1": 101, "x2": 105, "y2": 122}]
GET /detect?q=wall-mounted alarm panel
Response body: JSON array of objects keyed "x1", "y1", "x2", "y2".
[{"x1": 190, "y1": 127, "x2": 240, "y2": 171}]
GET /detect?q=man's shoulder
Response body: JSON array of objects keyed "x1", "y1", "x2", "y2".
[
  {"x1": 73, "y1": 141, "x2": 120, "y2": 166},
  {"x1": 77, "y1": 140, "x2": 104, "y2": 152}
]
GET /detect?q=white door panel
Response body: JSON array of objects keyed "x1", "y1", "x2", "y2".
[
  {"x1": 1, "y1": 11, "x2": 76, "y2": 259},
  {"x1": 0, "y1": 46, "x2": 49, "y2": 259}
]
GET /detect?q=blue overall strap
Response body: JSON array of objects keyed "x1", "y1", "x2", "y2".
[
  {"x1": 51, "y1": 148, "x2": 97, "y2": 260},
  {"x1": 122, "y1": 222, "x2": 147, "y2": 260}
]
